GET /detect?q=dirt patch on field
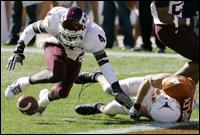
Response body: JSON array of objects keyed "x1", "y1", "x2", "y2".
[{"x1": 128, "y1": 124, "x2": 199, "y2": 134}]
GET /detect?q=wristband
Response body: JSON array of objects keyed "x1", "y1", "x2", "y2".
[{"x1": 14, "y1": 40, "x2": 25, "y2": 54}]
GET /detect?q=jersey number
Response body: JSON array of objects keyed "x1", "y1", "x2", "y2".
[
  {"x1": 172, "y1": 1, "x2": 184, "y2": 15},
  {"x1": 98, "y1": 34, "x2": 105, "y2": 42}
]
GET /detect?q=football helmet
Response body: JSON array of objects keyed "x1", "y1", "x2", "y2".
[
  {"x1": 58, "y1": 6, "x2": 88, "y2": 47},
  {"x1": 148, "y1": 94, "x2": 181, "y2": 122}
]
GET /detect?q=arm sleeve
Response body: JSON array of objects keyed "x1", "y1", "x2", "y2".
[
  {"x1": 93, "y1": 50, "x2": 118, "y2": 85},
  {"x1": 94, "y1": 50, "x2": 134, "y2": 110},
  {"x1": 19, "y1": 20, "x2": 47, "y2": 45}
]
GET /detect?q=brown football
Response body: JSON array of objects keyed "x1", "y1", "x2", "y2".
[{"x1": 17, "y1": 95, "x2": 39, "y2": 115}]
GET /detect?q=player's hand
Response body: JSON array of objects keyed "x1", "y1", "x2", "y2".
[
  {"x1": 6, "y1": 53, "x2": 25, "y2": 70},
  {"x1": 129, "y1": 104, "x2": 141, "y2": 120}
]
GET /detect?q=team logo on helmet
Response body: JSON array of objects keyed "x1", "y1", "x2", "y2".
[{"x1": 148, "y1": 94, "x2": 181, "y2": 122}]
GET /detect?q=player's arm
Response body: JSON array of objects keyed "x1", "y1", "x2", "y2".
[
  {"x1": 135, "y1": 73, "x2": 172, "y2": 103},
  {"x1": 17, "y1": 20, "x2": 47, "y2": 47},
  {"x1": 93, "y1": 50, "x2": 133, "y2": 110},
  {"x1": 131, "y1": 73, "x2": 172, "y2": 119},
  {"x1": 154, "y1": 1, "x2": 187, "y2": 27},
  {"x1": 140, "y1": 105, "x2": 151, "y2": 119},
  {"x1": 6, "y1": 20, "x2": 47, "y2": 70}
]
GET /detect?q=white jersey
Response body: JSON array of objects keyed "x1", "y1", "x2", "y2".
[
  {"x1": 20, "y1": 7, "x2": 106, "y2": 61},
  {"x1": 42, "y1": 7, "x2": 106, "y2": 60}
]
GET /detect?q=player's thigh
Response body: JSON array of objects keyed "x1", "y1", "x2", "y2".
[
  {"x1": 44, "y1": 42, "x2": 67, "y2": 78},
  {"x1": 155, "y1": 25, "x2": 199, "y2": 63},
  {"x1": 119, "y1": 77, "x2": 144, "y2": 97},
  {"x1": 52, "y1": 56, "x2": 82, "y2": 98}
]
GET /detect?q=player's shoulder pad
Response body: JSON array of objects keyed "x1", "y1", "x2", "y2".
[
  {"x1": 84, "y1": 21, "x2": 107, "y2": 52},
  {"x1": 43, "y1": 7, "x2": 66, "y2": 31}
]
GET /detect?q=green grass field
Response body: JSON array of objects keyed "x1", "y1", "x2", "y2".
[{"x1": 1, "y1": 46, "x2": 199, "y2": 134}]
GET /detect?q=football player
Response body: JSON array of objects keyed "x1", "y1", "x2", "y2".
[
  {"x1": 5, "y1": 6, "x2": 135, "y2": 117},
  {"x1": 150, "y1": 1, "x2": 199, "y2": 84},
  {"x1": 75, "y1": 72, "x2": 196, "y2": 122}
]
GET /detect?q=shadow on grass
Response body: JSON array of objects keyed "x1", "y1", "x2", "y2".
[
  {"x1": 34, "y1": 122, "x2": 62, "y2": 125},
  {"x1": 61, "y1": 115, "x2": 152, "y2": 125}
]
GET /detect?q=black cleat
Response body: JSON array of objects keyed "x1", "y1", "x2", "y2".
[
  {"x1": 75, "y1": 103, "x2": 104, "y2": 115},
  {"x1": 74, "y1": 72, "x2": 102, "y2": 84}
]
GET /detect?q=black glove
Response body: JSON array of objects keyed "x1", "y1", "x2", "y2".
[
  {"x1": 6, "y1": 40, "x2": 25, "y2": 70},
  {"x1": 129, "y1": 103, "x2": 141, "y2": 120},
  {"x1": 111, "y1": 81, "x2": 133, "y2": 109}
]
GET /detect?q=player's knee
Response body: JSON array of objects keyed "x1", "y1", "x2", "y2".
[{"x1": 47, "y1": 72, "x2": 63, "y2": 83}]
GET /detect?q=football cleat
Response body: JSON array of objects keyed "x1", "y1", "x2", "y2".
[
  {"x1": 5, "y1": 77, "x2": 30, "y2": 99},
  {"x1": 33, "y1": 106, "x2": 47, "y2": 116},
  {"x1": 5, "y1": 80, "x2": 22, "y2": 99},
  {"x1": 75, "y1": 103, "x2": 104, "y2": 115},
  {"x1": 74, "y1": 71, "x2": 102, "y2": 84},
  {"x1": 34, "y1": 89, "x2": 50, "y2": 116}
]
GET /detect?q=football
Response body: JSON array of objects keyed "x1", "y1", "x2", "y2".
[{"x1": 17, "y1": 95, "x2": 39, "y2": 115}]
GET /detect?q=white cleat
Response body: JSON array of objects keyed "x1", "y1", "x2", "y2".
[
  {"x1": 33, "y1": 89, "x2": 50, "y2": 116},
  {"x1": 5, "y1": 77, "x2": 30, "y2": 99},
  {"x1": 5, "y1": 80, "x2": 22, "y2": 99}
]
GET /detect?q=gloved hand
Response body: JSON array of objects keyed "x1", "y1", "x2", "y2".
[
  {"x1": 6, "y1": 53, "x2": 25, "y2": 70},
  {"x1": 6, "y1": 40, "x2": 25, "y2": 70},
  {"x1": 111, "y1": 81, "x2": 133, "y2": 109},
  {"x1": 129, "y1": 103, "x2": 141, "y2": 120}
]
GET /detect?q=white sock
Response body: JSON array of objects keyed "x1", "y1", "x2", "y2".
[
  {"x1": 38, "y1": 89, "x2": 51, "y2": 107},
  {"x1": 101, "y1": 100, "x2": 128, "y2": 115},
  {"x1": 16, "y1": 77, "x2": 31, "y2": 90}
]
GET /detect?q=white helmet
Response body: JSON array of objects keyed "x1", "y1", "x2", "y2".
[
  {"x1": 148, "y1": 94, "x2": 181, "y2": 122},
  {"x1": 58, "y1": 6, "x2": 88, "y2": 47}
]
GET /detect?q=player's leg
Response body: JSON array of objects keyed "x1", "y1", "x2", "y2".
[
  {"x1": 36, "y1": 49, "x2": 82, "y2": 115},
  {"x1": 75, "y1": 100, "x2": 128, "y2": 116},
  {"x1": 75, "y1": 71, "x2": 144, "y2": 97},
  {"x1": 30, "y1": 43, "x2": 68, "y2": 84},
  {"x1": 5, "y1": 42, "x2": 67, "y2": 99},
  {"x1": 100, "y1": 100, "x2": 129, "y2": 116},
  {"x1": 155, "y1": 25, "x2": 199, "y2": 63},
  {"x1": 155, "y1": 25, "x2": 199, "y2": 83},
  {"x1": 74, "y1": 71, "x2": 102, "y2": 84},
  {"x1": 175, "y1": 61, "x2": 199, "y2": 84}
]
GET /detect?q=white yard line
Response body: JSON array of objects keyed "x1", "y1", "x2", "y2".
[
  {"x1": 68, "y1": 119, "x2": 199, "y2": 134},
  {"x1": 1, "y1": 48, "x2": 186, "y2": 59}
]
